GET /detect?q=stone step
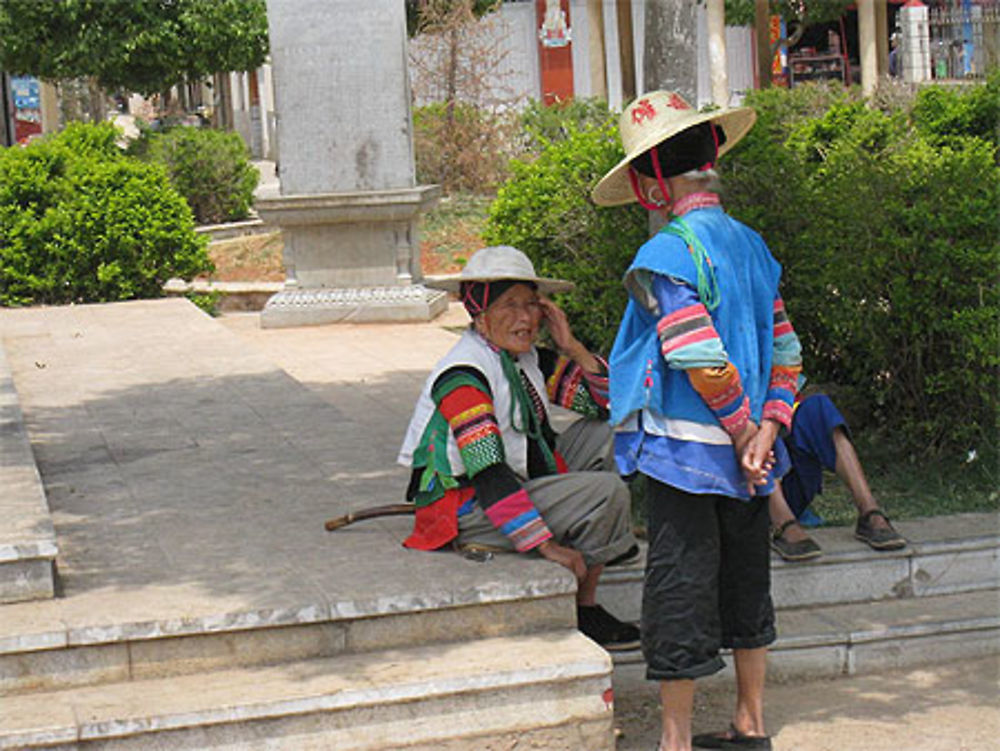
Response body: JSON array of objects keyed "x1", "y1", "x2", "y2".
[
  {"x1": 0, "y1": 631, "x2": 615, "y2": 751},
  {"x1": 0, "y1": 346, "x2": 57, "y2": 604},
  {"x1": 597, "y1": 512, "x2": 999, "y2": 623},
  {"x1": 0, "y1": 589, "x2": 574, "y2": 697},
  {"x1": 162, "y1": 279, "x2": 284, "y2": 312},
  {"x1": 613, "y1": 587, "x2": 1000, "y2": 682}
]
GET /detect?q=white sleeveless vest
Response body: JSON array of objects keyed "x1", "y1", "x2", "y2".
[{"x1": 397, "y1": 328, "x2": 551, "y2": 480}]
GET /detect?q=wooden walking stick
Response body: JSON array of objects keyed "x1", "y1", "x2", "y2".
[{"x1": 324, "y1": 503, "x2": 415, "y2": 531}]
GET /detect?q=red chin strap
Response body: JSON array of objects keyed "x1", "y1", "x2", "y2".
[
  {"x1": 629, "y1": 145, "x2": 672, "y2": 212},
  {"x1": 629, "y1": 125, "x2": 721, "y2": 210},
  {"x1": 699, "y1": 124, "x2": 721, "y2": 172},
  {"x1": 628, "y1": 168, "x2": 665, "y2": 212},
  {"x1": 650, "y1": 146, "x2": 672, "y2": 209}
]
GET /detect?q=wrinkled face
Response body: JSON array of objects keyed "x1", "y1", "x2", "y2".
[{"x1": 474, "y1": 283, "x2": 542, "y2": 355}]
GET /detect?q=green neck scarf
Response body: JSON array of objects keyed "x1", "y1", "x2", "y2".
[
  {"x1": 662, "y1": 216, "x2": 721, "y2": 311},
  {"x1": 499, "y1": 349, "x2": 559, "y2": 475}
]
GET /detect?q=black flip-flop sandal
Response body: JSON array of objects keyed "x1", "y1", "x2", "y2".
[{"x1": 693, "y1": 723, "x2": 772, "y2": 749}]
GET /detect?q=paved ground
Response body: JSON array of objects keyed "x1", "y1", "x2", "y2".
[
  {"x1": 613, "y1": 654, "x2": 999, "y2": 751},
  {"x1": 0, "y1": 299, "x2": 572, "y2": 648}
]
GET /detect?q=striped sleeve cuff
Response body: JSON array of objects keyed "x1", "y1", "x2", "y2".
[
  {"x1": 658, "y1": 302, "x2": 717, "y2": 355},
  {"x1": 772, "y1": 297, "x2": 803, "y2": 366},
  {"x1": 483, "y1": 488, "x2": 553, "y2": 552},
  {"x1": 762, "y1": 364, "x2": 801, "y2": 429},
  {"x1": 580, "y1": 355, "x2": 610, "y2": 407},
  {"x1": 688, "y1": 364, "x2": 751, "y2": 438},
  {"x1": 546, "y1": 354, "x2": 610, "y2": 412}
]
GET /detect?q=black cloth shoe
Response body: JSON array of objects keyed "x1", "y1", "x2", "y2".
[
  {"x1": 770, "y1": 519, "x2": 822, "y2": 561},
  {"x1": 855, "y1": 509, "x2": 906, "y2": 550},
  {"x1": 576, "y1": 604, "x2": 640, "y2": 651},
  {"x1": 693, "y1": 724, "x2": 772, "y2": 750},
  {"x1": 606, "y1": 543, "x2": 641, "y2": 567}
]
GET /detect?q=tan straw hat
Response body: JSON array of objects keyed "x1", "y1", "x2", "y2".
[
  {"x1": 425, "y1": 245, "x2": 574, "y2": 295},
  {"x1": 591, "y1": 90, "x2": 756, "y2": 207}
]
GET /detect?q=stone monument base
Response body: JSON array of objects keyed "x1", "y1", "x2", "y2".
[{"x1": 260, "y1": 285, "x2": 448, "y2": 328}]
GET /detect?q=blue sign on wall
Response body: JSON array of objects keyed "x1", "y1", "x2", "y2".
[{"x1": 10, "y1": 75, "x2": 40, "y2": 111}]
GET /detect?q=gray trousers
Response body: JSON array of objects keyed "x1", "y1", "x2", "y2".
[{"x1": 456, "y1": 418, "x2": 638, "y2": 568}]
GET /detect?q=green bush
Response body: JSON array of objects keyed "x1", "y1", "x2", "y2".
[
  {"x1": 0, "y1": 122, "x2": 212, "y2": 306},
  {"x1": 483, "y1": 121, "x2": 646, "y2": 352},
  {"x1": 518, "y1": 97, "x2": 616, "y2": 153},
  {"x1": 910, "y1": 68, "x2": 1000, "y2": 147},
  {"x1": 130, "y1": 126, "x2": 258, "y2": 224},
  {"x1": 487, "y1": 82, "x2": 998, "y2": 456},
  {"x1": 724, "y1": 84, "x2": 999, "y2": 453}
]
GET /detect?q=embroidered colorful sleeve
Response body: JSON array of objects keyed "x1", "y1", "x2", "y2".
[
  {"x1": 652, "y1": 274, "x2": 751, "y2": 438},
  {"x1": 537, "y1": 348, "x2": 609, "y2": 418},
  {"x1": 762, "y1": 296, "x2": 803, "y2": 428},
  {"x1": 431, "y1": 367, "x2": 552, "y2": 552}
]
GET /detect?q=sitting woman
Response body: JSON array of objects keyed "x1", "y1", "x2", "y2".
[{"x1": 397, "y1": 245, "x2": 640, "y2": 650}]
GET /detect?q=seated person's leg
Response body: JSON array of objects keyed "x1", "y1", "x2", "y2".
[
  {"x1": 768, "y1": 482, "x2": 822, "y2": 561},
  {"x1": 526, "y1": 470, "x2": 639, "y2": 649},
  {"x1": 832, "y1": 429, "x2": 906, "y2": 549},
  {"x1": 457, "y1": 468, "x2": 640, "y2": 649},
  {"x1": 555, "y1": 416, "x2": 614, "y2": 472},
  {"x1": 788, "y1": 394, "x2": 905, "y2": 550}
]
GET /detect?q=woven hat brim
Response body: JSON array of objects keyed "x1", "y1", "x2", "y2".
[
  {"x1": 591, "y1": 106, "x2": 757, "y2": 207},
  {"x1": 425, "y1": 274, "x2": 575, "y2": 296}
]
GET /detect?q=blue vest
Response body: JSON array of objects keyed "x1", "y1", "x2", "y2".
[{"x1": 609, "y1": 207, "x2": 782, "y2": 428}]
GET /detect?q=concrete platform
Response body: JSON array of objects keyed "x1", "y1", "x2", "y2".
[
  {"x1": 0, "y1": 345, "x2": 57, "y2": 603},
  {"x1": 0, "y1": 299, "x2": 612, "y2": 749},
  {"x1": 0, "y1": 300, "x2": 573, "y2": 638},
  {"x1": 0, "y1": 632, "x2": 614, "y2": 751}
]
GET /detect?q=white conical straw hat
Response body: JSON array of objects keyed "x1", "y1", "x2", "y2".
[
  {"x1": 425, "y1": 245, "x2": 574, "y2": 295},
  {"x1": 592, "y1": 90, "x2": 756, "y2": 207}
]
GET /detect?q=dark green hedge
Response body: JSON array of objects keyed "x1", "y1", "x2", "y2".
[
  {"x1": 724, "y1": 79, "x2": 998, "y2": 452},
  {"x1": 0, "y1": 122, "x2": 212, "y2": 306},
  {"x1": 485, "y1": 79, "x2": 999, "y2": 454}
]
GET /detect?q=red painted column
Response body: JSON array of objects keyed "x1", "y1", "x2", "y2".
[{"x1": 536, "y1": 0, "x2": 575, "y2": 105}]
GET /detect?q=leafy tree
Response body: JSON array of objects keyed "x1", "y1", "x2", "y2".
[
  {"x1": 0, "y1": 0, "x2": 269, "y2": 96},
  {"x1": 722, "y1": 1, "x2": 853, "y2": 51},
  {"x1": 405, "y1": 0, "x2": 500, "y2": 37}
]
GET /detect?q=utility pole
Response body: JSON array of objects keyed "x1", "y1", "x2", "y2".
[
  {"x1": 0, "y1": 73, "x2": 13, "y2": 147},
  {"x1": 617, "y1": 0, "x2": 636, "y2": 102},
  {"x1": 586, "y1": 0, "x2": 607, "y2": 101},
  {"x1": 644, "y1": 0, "x2": 697, "y2": 104},
  {"x1": 858, "y1": 0, "x2": 878, "y2": 96},
  {"x1": 755, "y1": 0, "x2": 772, "y2": 89}
]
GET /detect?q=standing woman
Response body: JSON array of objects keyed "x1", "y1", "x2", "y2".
[{"x1": 592, "y1": 91, "x2": 803, "y2": 751}]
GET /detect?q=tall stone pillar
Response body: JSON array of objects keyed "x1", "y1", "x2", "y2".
[
  {"x1": 644, "y1": 0, "x2": 697, "y2": 103},
  {"x1": 259, "y1": 0, "x2": 445, "y2": 327},
  {"x1": 901, "y1": 2, "x2": 931, "y2": 83}
]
